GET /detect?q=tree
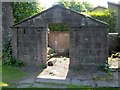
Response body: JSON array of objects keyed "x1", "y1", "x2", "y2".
[
  {"x1": 87, "y1": 10, "x2": 117, "y2": 33},
  {"x1": 57, "y1": 0, "x2": 93, "y2": 12},
  {"x1": 82, "y1": 1, "x2": 93, "y2": 11},
  {"x1": 12, "y1": 2, "x2": 45, "y2": 23}
]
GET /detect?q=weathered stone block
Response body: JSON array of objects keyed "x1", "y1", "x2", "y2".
[{"x1": 11, "y1": 5, "x2": 108, "y2": 68}]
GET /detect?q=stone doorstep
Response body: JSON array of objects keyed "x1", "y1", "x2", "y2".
[
  {"x1": 36, "y1": 77, "x2": 96, "y2": 86},
  {"x1": 35, "y1": 78, "x2": 71, "y2": 85},
  {"x1": 32, "y1": 83, "x2": 67, "y2": 88},
  {"x1": 17, "y1": 83, "x2": 31, "y2": 88},
  {"x1": 35, "y1": 77, "x2": 119, "y2": 87},
  {"x1": 17, "y1": 77, "x2": 119, "y2": 88},
  {"x1": 19, "y1": 78, "x2": 35, "y2": 84},
  {"x1": 81, "y1": 80, "x2": 95, "y2": 86}
]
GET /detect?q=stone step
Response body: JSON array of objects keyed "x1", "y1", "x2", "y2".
[
  {"x1": 35, "y1": 78, "x2": 71, "y2": 85},
  {"x1": 32, "y1": 83, "x2": 67, "y2": 88}
]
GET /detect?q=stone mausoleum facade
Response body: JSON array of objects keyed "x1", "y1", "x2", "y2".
[{"x1": 11, "y1": 5, "x2": 108, "y2": 69}]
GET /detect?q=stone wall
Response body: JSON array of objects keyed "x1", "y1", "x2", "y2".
[
  {"x1": 12, "y1": 5, "x2": 108, "y2": 68},
  {"x1": 69, "y1": 26, "x2": 108, "y2": 69},
  {"x1": 48, "y1": 31, "x2": 69, "y2": 54},
  {"x1": 48, "y1": 32, "x2": 119, "y2": 56},
  {"x1": 12, "y1": 27, "x2": 47, "y2": 67}
]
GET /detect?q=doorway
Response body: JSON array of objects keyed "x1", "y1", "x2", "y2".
[
  {"x1": 46, "y1": 23, "x2": 70, "y2": 66},
  {"x1": 37, "y1": 23, "x2": 70, "y2": 79}
]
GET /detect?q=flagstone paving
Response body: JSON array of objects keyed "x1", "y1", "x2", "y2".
[{"x1": 16, "y1": 57, "x2": 119, "y2": 88}]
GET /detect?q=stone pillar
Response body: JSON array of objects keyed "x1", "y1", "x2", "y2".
[
  {"x1": 0, "y1": 1, "x2": 2, "y2": 54},
  {"x1": 0, "y1": 1, "x2": 2, "y2": 83},
  {"x1": 2, "y1": 2, "x2": 14, "y2": 45},
  {"x1": 41, "y1": 27, "x2": 48, "y2": 66},
  {"x1": 69, "y1": 27, "x2": 76, "y2": 69},
  {"x1": 118, "y1": 4, "x2": 120, "y2": 34},
  {"x1": 36, "y1": 25, "x2": 48, "y2": 67},
  {"x1": 36, "y1": 29, "x2": 43, "y2": 66},
  {"x1": 11, "y1": 28, "x2": 18, "y2": 59}
]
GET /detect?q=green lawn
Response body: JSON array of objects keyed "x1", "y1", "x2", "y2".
[
  {"x1": 0, "y1": 60, "x2": 27, "y2": 88},
  {"x1": 2, "y1": 65, "x2": 27, "y2": 82}
]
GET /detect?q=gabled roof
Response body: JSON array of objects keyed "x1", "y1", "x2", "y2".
[
  {"x1": 108, "y1": 1, "x2": 120, "y2": 6},
  {"x1": 90, "y1": 6, "x2": 107, "y2": 12},
  {"x1": 12, "y1": 5, "x2": 108, "y2": 27}
]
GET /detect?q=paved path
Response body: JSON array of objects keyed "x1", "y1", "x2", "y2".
[
  {"x1": 17, "y1": 68, "x2": 120, "y2": 88},
  {"x1": 17, "y1": 71, "x2": 119, "y2": 88},
  {"x1": 16, "y1": 58, "x2": 119, "y2": 88}
]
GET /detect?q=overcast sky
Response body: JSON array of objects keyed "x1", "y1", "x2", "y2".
[{"x1": 39, "y1": 0, "x2": 120, "y2": 8}]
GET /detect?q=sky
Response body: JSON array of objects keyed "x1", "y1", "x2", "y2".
[{"x1": 39, "y1": 0, "x2": 120, "y2": 8}]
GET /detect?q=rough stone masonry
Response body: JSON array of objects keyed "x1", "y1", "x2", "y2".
[{"x1": 11, "y1": 5, "x2": 108, "y2": 69}]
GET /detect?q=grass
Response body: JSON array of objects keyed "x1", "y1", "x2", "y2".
[
  {"x1": 0, "y1": 60, "x2": 27, "y2": 88},
  {"x1": 2, "y1": 65, "x2": 27, "y2": 82},
  {"x1": 0, "y1": 82, "x2": 17, "y2": 88}
]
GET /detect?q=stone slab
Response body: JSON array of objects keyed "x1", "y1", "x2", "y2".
[
  {"x1": 112, "y1": 72, "x2": 119, "y2": 81},
  {"x1": 71, "y1": 79, "x2": 95, "y2": 86},
  {"x1": 81, "y1": 80, "x2": 95, "y2": 86},
  {"x1": 36, "y1": 78, "x2": 70, "y2": 85},
  {"x1": 19, "y1": 78, "x2": 35, "y2": 84},
  {"x1": 71, "y1": 79, "x2": 82, "y2": 85},
  {"x1": 17, "y1": 84, "x2": 31, "y2": 88},
  {"x1": 96, "y1": 80, "x2": 119, "y2": 87},
  {"x1": 33, "y1": 83, "x2": 67, "y2": 88},
  {"x1": 76, "y1": 74, "x2": 93, "y2": 80}
]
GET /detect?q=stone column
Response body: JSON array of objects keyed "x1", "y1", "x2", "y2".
[
  {"x1": 36, "y1": 25, "x2": 48, "y2": 67},
  {"x1": 41, "y1": 27, "x2": 48, "y2": 66},
  {"x1": 2, "y1": 2, "x2": 14, "y2": 45},
  {"x1": 118, "y1": 4, "x2": 120, "y2": 34},
  {"x1": 0, "y1": 2, "x2": 2, "y2": 54},
  {"x1": 69, "y1": 26, "x2": 78, "y2": 69},
  {"x1": 11, "y1": 28, "x2": 18, "y2": 59},
  {"x1": 0, "y1": 1, "x2": 2, "y2": 83}
]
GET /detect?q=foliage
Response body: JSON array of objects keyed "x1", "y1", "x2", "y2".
[
  {"x1": 51, "y1": 48, "x2": 56, "y2": 54},
  {"x1": 0, "y1": 82, "x2": 9, "y2": 87},
  {"x1": 82, "y1": 1, "x2": 93, "y2": 11},
  {"x1": 40, "y1": 64, "x2": 46, "y2": 69},
  {"x1": 12, "y1": 1, "x2": 45, "y2": 23},
  {"x1": 57, "y1": 0, "x2": 93, "y2": 12},
  {"x1": 99, "y1": 63, "x2": 112, "y2": 76},
  {"x1": 87, "y1": 10, "x2": 117, "y2": 33},
  {"x1": 48, "y1": 23, "x2": 69, "y2": 31},
  {"x1": 2, "y1": 39, "x2": 24, "y2": 67},
  {"x1": 1, "y1": 82, "x2": 17, "y2": 88}
]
